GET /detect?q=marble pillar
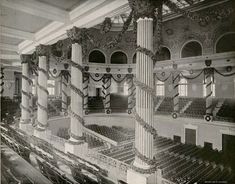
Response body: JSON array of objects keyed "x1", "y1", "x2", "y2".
[
  {"x1": 19, "y1": 55, "x2": 31, "y2": 130},
  {"x1": 34, "y1": 45, "x2": 50, "y2": 137},
  {"x1": 133, "y1": 17, "x2": 154, "y2": 169},
  {"x1": 65, "y1": 27, "x2": 88, "y2": 156},
  {"x1": 127, "y1": 4, "x2": 158, "y2": 182}
]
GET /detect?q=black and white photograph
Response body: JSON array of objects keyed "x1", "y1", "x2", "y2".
[{"x1": 0, "y1": 0, "x2": 235, "y2": 183}]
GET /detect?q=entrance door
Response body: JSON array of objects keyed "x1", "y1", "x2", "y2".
[{"x1": 185, "y1": 128, "x2": 196, "y2": 145}]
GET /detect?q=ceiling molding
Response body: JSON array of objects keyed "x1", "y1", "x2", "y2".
[
  {"x1": 69, "y1": 0, "x2": 109, "y2": 21},
  {"x1": 0, "y1": 0, "x2": 69, "y2": 23},
  {"x1": 0, "y1": 43, "x2": 18, "y2": 52},
  {"x1": 19, "y1": 0, "x2": 129, "y2": 54},
  {"x1": 1, "y1": 26, "x2": 34, "y2": 40},
  {"x1": 0, "y1": 54, "x2": 20, "y2": 60}
]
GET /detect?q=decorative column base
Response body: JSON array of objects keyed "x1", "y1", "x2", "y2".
[
  {"x1": 19, "y1": 119, "x2": 31, "y2": 131},
  {"x1": 204, "y1": 114, "x2": 213, "y2": 122},
  {"x1": 65, "y1": 139, "x2": 88, "y2": 158},
  {"x1": 127, "y1": 169, "x2": 157, "y2": 184},
  {"x1": 33, "y1": 127, "x2": 51, "y2": 140},
  {"x1": 105, "y1": 108, "x2": 111, "y2": 114},
  {"x1": 171, "y1": 112, "x2": 178, "y2": 119}
]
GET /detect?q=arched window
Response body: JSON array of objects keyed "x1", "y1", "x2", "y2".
[
  {"x1": 216, "y1": 33, "x2": 235, "y2": 53},
  {"x1": 156, "y1": 47, "x2": 171, "y2": 61},
  {"x1": 133, "y1": 53, "x2": 136, "y2": 64},
  {"x1": 179, "y1": 78, "x2": 187, "y2": 96},
  {"x1": 203, "y1": 79, "x2": 215, "y2": 97},
  {"x1": 89, "y1": 50, "x2": 105, "y2": 63},
  {"x1": 111, "y1": 51, "x2": 127, "y2": 64},
  {"x1": 156, "y1": 80, "x2": 165, "y2": 96},
  {"x1": 181, "y1": 41, "x2": 202, "y2": 58}
]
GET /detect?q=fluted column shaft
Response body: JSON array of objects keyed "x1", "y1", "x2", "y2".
[
  {"x1": 29, "y1": 76, "x2": 33, "y2": 117},
  {"x1": 83, "y1": 73, "x2": 89, "y2": 112},
  {"x1": 134, "y1": 18, "x2": 154, "y2": 169},
  {"x1": 20, "y1": 58, "x2": 31, "y2": 125},
  {"x1": 61, "y1": 74, "x2": 68, "y2": 112},
  {"x1": 0, "y1": 68, "x2": 4, "y2": 97},
  {"x1": 36, "y1": 55, "x2": 48, "y2": 130},
  {"x1": 172, "y1": 71, "x2": 180, "y2": 113},
  {"x1": 102, "y1": 74, "x2": 111, "y2": 114},
  {"x1": 205, "y1": 69, "x2": 213, "y2": 115},
  {"x1": 70, "y1": 43, "x2": 83, "y2": 140}
]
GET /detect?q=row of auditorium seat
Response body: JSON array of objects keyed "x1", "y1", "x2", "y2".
[
  {"x1": 101, "y1": 136, "x2": 234, "y2": 183},
  {"x1": 86, "y1": 124, "x2": 133, "y2": 142}
]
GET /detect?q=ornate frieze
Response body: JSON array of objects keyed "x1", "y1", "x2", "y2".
[
  {"x1": 67, "y1": 26, "x2": 88, "y2": 44},
  {"x1": 20, "y1": 54, "x2": 32, "y2": 64},
  {"x1": 36, "y1": 44, "x2": 50, "y2": 56},
  {"x1": 128, "y1": 0, "x2": 160, "y2": 19}
]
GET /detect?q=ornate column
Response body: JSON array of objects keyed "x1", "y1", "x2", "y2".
[
  {"x1": 19, "y1": 54, "x2": 31, "y2": 130},
  {"x1": 172, "y1": 66, "x2": 180, "y2": 119},
  {"x1": 127, "y1": 74, "x2": 135, "y2": 114},
  {"x1": 0, "y1": 67, "x2": 4, "y2": 97},
  {"x1": 83, "y1": 72, "x2": 89, "y2": 115},
  {"x1": 204, "y1": 60, "x2": 213, "y2": 122},
  {"x1": 127, "y1": 1, "x2": 159, "y2": 183},
  {"x1": 102, "y1": 74, "x2": 111, "y2": 114},
  {"x1": 29, "y1": 74, "x2": 34, "y2": 119},
  {"x1": 34, "y1": 45, "x2": 50, "y2": 136},
  {"x1": 65, "y1": 27, "x2": 88, "y2": 156},
  {"x1": 61, "y1": 71, "x2": 69, "y2": 115}
]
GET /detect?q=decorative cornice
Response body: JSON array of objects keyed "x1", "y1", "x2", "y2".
[
  {"x1": 36, "y1": 44, "x2": 50, "y2": 56},
  {"x1": 20, "y1": 54, "x2": 32, "y2": 64}
]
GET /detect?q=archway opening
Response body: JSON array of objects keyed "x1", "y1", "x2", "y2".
[
  {"x1": 111, "y1": 51, "x2": 127, "y2": 64},
  {"x1": 89, "y1": 50, "x2": 105, "y2": 63},
  {"x1": 181, "y1": 41, "x2": 202, "y2": 58},
  {"x1": 133, "y1": 53, "x2": 136, "y2": 64},
  {"x1": 156, "y1": 47, "x2": 171, "y2": 61},
  {"x1": 216, "y1": 33, "x2": 235, "y2": 53}
]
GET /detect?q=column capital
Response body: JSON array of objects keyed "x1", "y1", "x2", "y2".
[
  {"x1": 20, "y1": 54, "x2": 32, "y2": 64},
  {"x1": 67, "y1": 26, "x2": 88, "y2": 44},
  {"x1": 36, "y1": 44, "x2": 50, "y2": 56},
  {"x1": 128, "y1": 0, "x2": 160, "y2": 19}
]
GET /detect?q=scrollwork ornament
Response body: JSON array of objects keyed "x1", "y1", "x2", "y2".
[
  {"x1": 100, "y1": 17, "x2": 112, "y2": 34},
  {"x1": 67, "y1": 26, "x2": 88, "y2": 44},
  {"x1": 36, "y1": 44, "x2": 50, "y2": 56}
]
